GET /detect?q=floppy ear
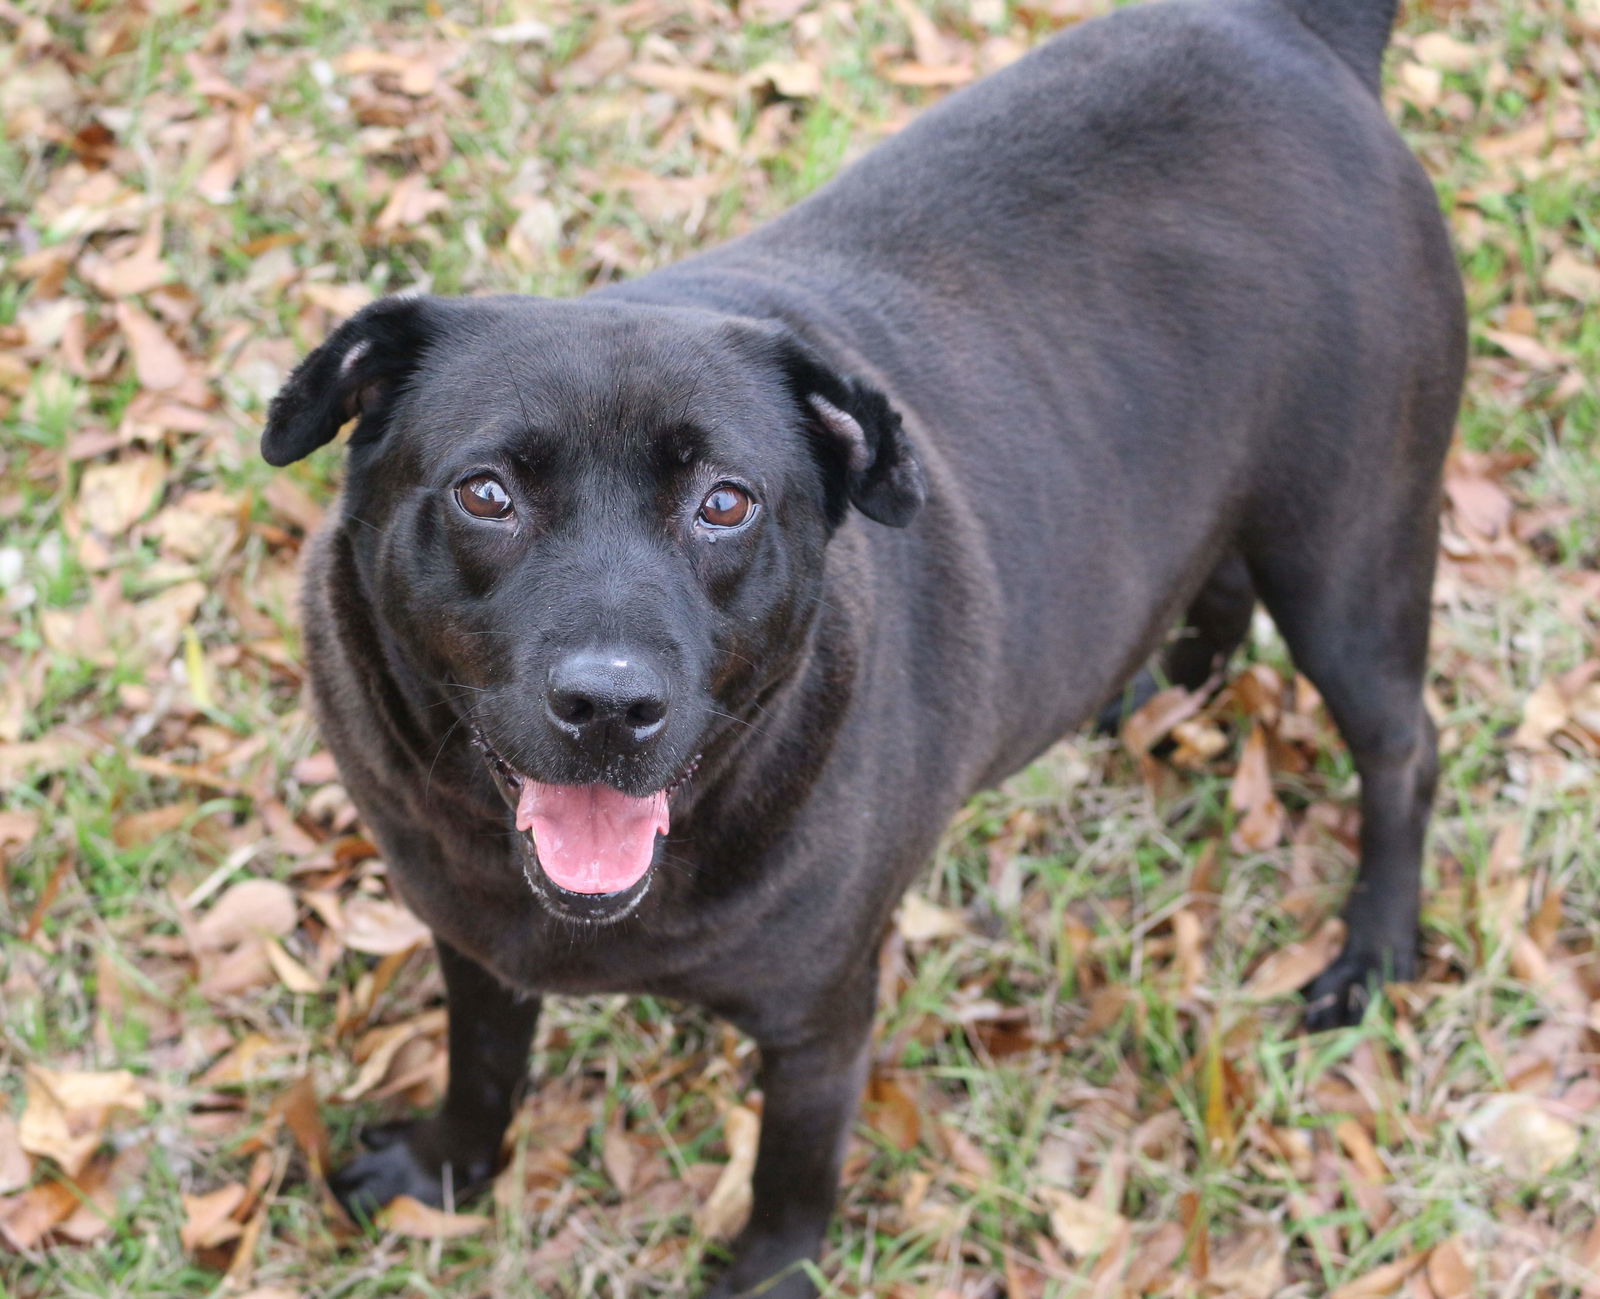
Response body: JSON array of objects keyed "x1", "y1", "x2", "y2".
[
  {"x1": 260, "y1": 295, "x2": 438, "y2": 467},
  {"x1": 778, "y1": 336, "x2": 926, "y2": 528}
]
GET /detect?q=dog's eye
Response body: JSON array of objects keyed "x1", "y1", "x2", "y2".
[
  {"x1": 457, "y1": 474, "x2": 513, "y2": 520},
  {"x1": 697, "y1": 484, "x2": 755, "y2": 529}
]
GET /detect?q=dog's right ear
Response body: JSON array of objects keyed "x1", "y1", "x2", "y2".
[{"x1": 261, "y1": 295, "x2": 439, "y2": 467}]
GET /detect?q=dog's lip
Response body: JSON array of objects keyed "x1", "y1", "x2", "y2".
[{"x1": 468, "y1": 725, "x2": 701, "y2": 804}]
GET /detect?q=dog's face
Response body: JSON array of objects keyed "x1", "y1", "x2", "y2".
[{"x1": 263, "y1": 295, "x2": 923, "y2": 921}]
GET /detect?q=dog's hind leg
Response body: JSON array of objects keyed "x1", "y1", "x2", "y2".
[
  {"x1": 1244, "y1": 435, "x2": 1447, "y2": 1030},
  {"x1": 329, "y1": 939, "x2": 540, "y2": 1215},
  {"x1": 1097, "y1": 551, "x2": 1256, "y2": 731}
]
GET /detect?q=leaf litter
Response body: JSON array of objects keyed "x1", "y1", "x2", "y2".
[{"x1": 2, "y1": 0, "x2": 1598, "y2": 1294}]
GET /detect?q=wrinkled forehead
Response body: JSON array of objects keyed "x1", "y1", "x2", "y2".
[{"x1": 395, "y1": 303, "x2": 794, "y2": 472}]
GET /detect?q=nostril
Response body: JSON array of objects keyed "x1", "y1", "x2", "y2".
[
  {"x1": 625, "y1": 697, "x2": 666, "y2": 729},
  {"x1": 548, "y1": 689, "x2": 597, "y2": 727}
]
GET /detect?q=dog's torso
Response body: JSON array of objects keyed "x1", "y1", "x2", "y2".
[{"x1": 301, "y1": 0, "x2": 1461, "y2": 1044}]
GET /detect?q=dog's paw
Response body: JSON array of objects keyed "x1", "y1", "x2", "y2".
[
  {"x1": 329, "y1": 1120, "x2": 489, "y2": 1221},
  {"x1": 1300, "y1": 946, "x2": 1415, "y2": 1032}
]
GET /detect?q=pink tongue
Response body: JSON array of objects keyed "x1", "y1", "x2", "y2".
[{"x1": 515, "y1": 781, "x2": 669, "y2": 895}]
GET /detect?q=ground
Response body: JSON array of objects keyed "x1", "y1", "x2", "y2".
[{"x1": 1, "y1": 0, "x2": 1598, "y2": 1295}]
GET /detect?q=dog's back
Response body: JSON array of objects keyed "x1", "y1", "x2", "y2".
[{"x1": 616, "y1": 0, "x2": 1464, "y2": 772}]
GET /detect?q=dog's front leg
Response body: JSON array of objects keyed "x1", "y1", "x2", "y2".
[
  {"x1": 710, "y1": 978, "x2": 875, "y2": 1299},
  {"x1": 331, "y1": 938, "x2": 539, "y2": 1217}
]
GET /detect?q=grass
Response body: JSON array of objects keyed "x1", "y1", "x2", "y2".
[{"x1": 1, "y1": 0, "x2": 1597, "y2": 1296}]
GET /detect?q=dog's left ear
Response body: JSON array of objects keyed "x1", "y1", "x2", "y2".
[{"x1": 775, "y1": 335, "x2": 926, "y2": 528}]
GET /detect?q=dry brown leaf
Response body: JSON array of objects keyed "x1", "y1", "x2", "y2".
[
  {"x1": 299, "y1": 281, "x2": 374, "y2": 320},
  {"x1": 199, "y1": 1033, "x2": 284, "y2": 1088},
  {"x1": 112, "y1": 801, "x2": 196, "y2": 848},
  {"x1": 1410, "y1": 30, "x2": 1479, "y2": 71},
  {"x1": 0, "y1": 1115, "x2": 31, "y2": 1195},
  {"x1": 180, "y1": 1182, "x2": 247, "y2": 1251},
  {"x1": 896, "y1": 892, "x2": 967, "y2": 943},
  {"x1": 1038, "y1": 1186, "x2": 1128, "y2": 1261},
  {"x1": 194, "y1": 879, "x2": 297, "y2": 951},
  {"x1": 78, "y1": 454, "x2": 165, "y2": 537},
  {"x1": 272, "y1": 1075, "x2": 330, "y2": 1182},
  {"x1": 695, "y1": 1105, "x2": 759, "y2": 1241},
  {"x1": 1544, "y1": 249, "x2": 1600, "y2": 303},
  {"x1": 0, "y1": 809, "x2": 42, "y2": 859},
  {"x1": 1513, "y1": 677, "x2": 1573, "y2": 749},
  {"x1": 1173, "y1": 908, "x2": 1206, "y2": 996},
  {"x1": 1481, "y1": 327, "x2": 1571, "y2": 372},
  {"x1": 1444, "y1": 465, "x2": 1514, "y2": 541},
  {"x1": 263, "y1": 938, "x2": 321, "y2": 994},
  {"x1": 1425, "y1": 1236, "x2": 1473, "y2": 1299},
  {"x1": 863, "y1": 1074, "x2": 921, "y2": 1152},
  {"x1": 602, "y1": 1121, "x2": 638, "y2": 1197},
  {"x1": 374, "y1": 173, "x2": 449, "y2": 234},
  {"x1": 0, "y1": 1176, "x2": 80, "y2": 1250},
  {"x1": 1460, "y1": 1093, "x2": 1579, "y2": 1178},
  {"x1": 744, "y1": 60, "x2": 821, "y2": 98},
  {"x1": 1230, "y1": 723, "x2": 1284, "y2": 851},
  {"x1": 342, "y1": 894, "x2": 429, "y2": 955},
  {"x1": 1209, "y1": 1223, "x2": 1286, "y2": 1299},
  {"x1": 341, "y1": 1010, "x2": 445, "y2": 1101},
  {"x1": 115, "y1": 301, "x2": 187, "y2": 391},
  {"x1": 18, "y1": 1066, "x2": 145, "y2": 1178},
  {"x1": 378, "y1": 1194, "x2": 491, "y2": 1239},
  {"x1": 1121, "y1": 685, "x2": 1204, "y2": 757},
  {"x1": 1328, "y1": 1252, "x2": 1426, "y2": 1299},
  {"x1": 1244, "y1": 919, "x2": 1345, "y2": 999}
]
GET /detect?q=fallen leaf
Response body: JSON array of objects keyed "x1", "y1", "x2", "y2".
[
  {"x1": 115, "y1": 302, "x2": 188, "y2": 390},
  {"x1": 1460, "y1": 1093, "x2": 1579, "y2": 1178},
  {"x1": 378, "y1": 1195, "x2": 491, "y2": 1239},
  {"x1": 695, "y1": 1105, "x2": 759, "y2": 1241},
  {"x1": 271, "y1": 1075, "x2": 330, "y2": 1182},
  {"x1": 1411, "y1": 30, "x2": 1479, "y2": 71},
  {"x1": 0, "y1": 1177, "x2": 80, "y2": 1249},
  {"x1": 180, "y1": 1182, "x2": 247, "y2": 1251},
  {"x1": 342, "y1": 894, "x2": 429, "y2": 955},
  {"x1": 1328, "y1": 1252, "x2": 1426, "y2": 1299},
  {"x1": 1038, "y1": 1186, "x2": 1128, "y2": 1260},
  {"x1": 1209, "y1": 1223, "x2": 1286, "y2": 1299},
  {"x1": 1426, "y1": 1236, "x2": 1473, "y2": 1299},
  {"x1": 602, "y1": 1121, "x2": 638, "y2": 1197},
  {"x1": 194, "y1": 880, "x2": 297, "y2": 951},
  {"x1": 1544, "y1": 249, "x2": 1600, "y2": 303},
  {"x1": 1245, "y1": 919, "x2": 1346, "y2": 998},
  {"x1": 862, "y1": 1073, "x2": 921, "y2": 1152},
  {"x1": 18, "y1": 1066, "x2": 145, "y2": 1178},
  {"x1": 112, "y1": 801, "x2": 197, "y2": 848},
  {"x1": 0, "y1": 1116, "x2": 31, "y2": 1194},
  {"x1": 374, "y1": 173, "x2": 449, "y2": 235},
  {"x1": 1229, "y1": 723, "x2": 1284, "y2": 851},
  {"x1": 896, "y1": 892, "x2": 967, "y2": 943},
  {"x1": 1121, "y1": 685, "x2": 1204, "y2": 757},
  {"x1": 78, "y1": 454, "x2": 166, "y2": 537}
]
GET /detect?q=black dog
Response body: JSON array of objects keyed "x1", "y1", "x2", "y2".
[{"x1": 262, "y1": 0, "x2": 1464, "y2": 1291}]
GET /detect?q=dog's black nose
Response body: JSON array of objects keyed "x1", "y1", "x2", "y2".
[{"x1": 546, "y1": 651, "x2": 669, "y2": 750}]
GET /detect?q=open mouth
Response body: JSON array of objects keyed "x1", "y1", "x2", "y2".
[{"x1": 472, "y1": 728, "x2": 698, "y2": 905}]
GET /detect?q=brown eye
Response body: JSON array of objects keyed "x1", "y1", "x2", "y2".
[
  {"x1": 698, "y1": 483, "x2": 754, "y2": 529},
  {"x1": 457, "y1": 474, "x2": 513, "y2": 520}
]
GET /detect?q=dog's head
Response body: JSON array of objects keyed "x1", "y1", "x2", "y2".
[{"x1": 263, "y1": 293, "x2": 923, "y2": 921}]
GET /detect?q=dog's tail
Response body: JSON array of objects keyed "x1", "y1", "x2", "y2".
[{"x1": 1278, "y1": 0, "x2": 1398, "y2": 94}]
